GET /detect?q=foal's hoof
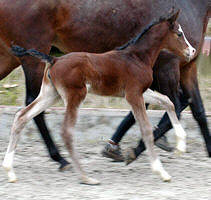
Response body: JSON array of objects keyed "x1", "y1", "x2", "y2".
[
  {"x1": 59, "y1": 162, "x2": 71, "y2": 172},
  {"x1": 7, "y1": 171, "x2": 17, "y2": 183},
  {"x1": 153, "y1": 170, "x2": 172, "y2": 182},
  {"x1": 125, "y1": 148, "x2": 136, "y2": 165},
  {"x1": 8, "y1": 176, "x2": 17, "y2": 183},
  {"x1": 176, "y1": 142, "x2": 186, "y2": 155},
  {"x1": 80, "y1": 177, "x2": 101, "y2": 185},
  {"x1": 2, "y1": 165, "x2": 17, "y2": 183},
  {"x1": 174, "y1": 149, "x2": 184, "y2": 157},
  {"x1": 161, "y1": 173, "x2": 172, "y2": 182}
]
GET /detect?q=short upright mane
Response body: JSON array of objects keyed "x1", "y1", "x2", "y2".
[{"x1": 116, "y1": 17, "x2": 167, "y2": 51}]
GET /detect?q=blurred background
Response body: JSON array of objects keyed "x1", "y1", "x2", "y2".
[{"x1": 0, "y1": 20, "x2": 210, "y2": 111}]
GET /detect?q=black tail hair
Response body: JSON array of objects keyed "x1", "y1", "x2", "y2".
[{"x1": 11, "y1": 45, "x2": 54, "y2": 64}]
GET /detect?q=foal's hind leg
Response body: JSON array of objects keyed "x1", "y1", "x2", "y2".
[
  {"x1": 59, "y1": 88, "x2": 100, "y2": 185},
  {"x1": 143, "y1": 89, "x2": 186, "y2": 153},
  {"x1": 126, "y1": 92, "x2": 171, "y2": 182},
  {"x1": 22, "y1": 59, "x2": 69, "y2": 170},
  {"x1": 2, "y1": 79, "x2": 58, "y2": 182}
]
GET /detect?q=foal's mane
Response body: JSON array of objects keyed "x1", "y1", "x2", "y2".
[{"x1": 116, "y1": 16, "x2": 169, "y2": 51}]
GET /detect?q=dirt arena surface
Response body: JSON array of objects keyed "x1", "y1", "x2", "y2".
[{"x1": 0, "y1": 108, "x2": 210, "y2": 200}]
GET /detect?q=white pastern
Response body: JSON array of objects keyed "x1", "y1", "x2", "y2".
[
  {"x1": 178, "y1": 24, "x2": 196, "y2": 58},
  {"x1": 7, "y1": 168, "x2": 17, "y2": 183},
  {"x1": 174, "y1": 124, "x2": 187, "y2": 153},
  {"x1": 2, "y1": 151, "x2": 17, "y2": 182},
  {"x1": 151, "y1": 158, "x2": 171, "y2": 182},
  {"x1": 2, "y1": 151, "x2": 14, "y2": 170}
]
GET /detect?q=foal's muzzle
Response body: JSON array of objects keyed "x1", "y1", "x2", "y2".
[{"x1": 184, "y1": 47, "x2": 196, "y2": 62}]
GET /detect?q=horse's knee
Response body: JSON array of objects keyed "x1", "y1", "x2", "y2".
[
  {"x1": 12, "y1": 110, "x2": 27, "y2": 132},
  {"x1": 162, "y1": 96, "x2": 175, "y2": 111}
]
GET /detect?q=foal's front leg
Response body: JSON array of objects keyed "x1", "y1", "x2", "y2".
[
  {"x1": 126, "y1": 93, "x2": 171, "y2": 182},
  {"x1": 143, "y1": 89, "x2": 186, "y2": 153},
  {"x1": 2, "y1": 80, "x2": 58, "y2": 182}
]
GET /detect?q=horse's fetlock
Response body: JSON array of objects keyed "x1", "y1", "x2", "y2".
[{"x1": 2, "y1": 162, "x2": 11, "y2": 171}]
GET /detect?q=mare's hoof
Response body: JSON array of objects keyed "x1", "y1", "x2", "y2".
[
  {"x1": 80, "y1": 177, "x2": 101, "y2": 185},
  {"x1": 125, "y1": 148, "x2": 136, "y2": 165},
  {"x1": 59, "y1": 162, "x2": 71, "y2": 172}
]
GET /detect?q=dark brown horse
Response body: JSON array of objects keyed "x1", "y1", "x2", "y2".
[
  {"x1": 3, "y1": 12, "x2": 194, "y2": 184},
  {"x1": 0, "y1": 0, "x2": 210, "y2": 170}
]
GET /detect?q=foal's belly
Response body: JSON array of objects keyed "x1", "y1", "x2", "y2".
[{"x1": 86, "y1": 84, "x2": 125, "y2": 98}]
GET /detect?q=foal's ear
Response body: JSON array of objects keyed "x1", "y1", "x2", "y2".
[{"x1": 168, "y1": 9, "x2": 180, "y2": 24}]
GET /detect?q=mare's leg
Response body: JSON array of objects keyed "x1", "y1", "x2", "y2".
[
  {"x1": 180, "y1": 60, "x2": 211, "y2": 157},
  {"x1": 126, "y1": 92, "x2": 171, "y2": 182},
  {"x1": 2, "y1": 74, "x2": 59, "y2": 182},
  {"x1": 22, "y1": 56, "x2": 70, "y2": 170},
  {"x1": 60, "y1": 88, "x2": 100, "y2": 185}
]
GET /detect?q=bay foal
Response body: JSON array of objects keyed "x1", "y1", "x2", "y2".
[{"x1": 3, "y1": 11, "x2": 195, "y2": 184}]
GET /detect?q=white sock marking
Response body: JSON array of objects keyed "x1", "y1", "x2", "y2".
[
  {"x1": 152, "y1": 158, "x2": 171, "y2": 181},
  {"x1": 174, "y1": 124, "x2": 187, "y2": 152},
  {"x1": 2, "y1": 151, "x2": 14, "y2": 170}
]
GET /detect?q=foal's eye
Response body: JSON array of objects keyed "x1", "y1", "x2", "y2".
[{"x1": 177, "y1": 32, "x2": 182, "y2": 37}]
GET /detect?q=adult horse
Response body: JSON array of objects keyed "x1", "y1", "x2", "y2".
[{"x1": 0, "y1": 0, "x2": 210, "y2": 169}]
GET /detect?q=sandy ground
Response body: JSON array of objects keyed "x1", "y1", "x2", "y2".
[{"x1": 0, "y1": 108, "x2": 210, "y2": 200}]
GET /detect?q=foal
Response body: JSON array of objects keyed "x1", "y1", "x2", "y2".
[{"x1": 3, "y1": 11, "x2": 195, "y2": 184}]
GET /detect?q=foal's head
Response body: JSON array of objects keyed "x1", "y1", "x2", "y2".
[{"x1": 161, "y1": 10, "x2": 196, "y2": 62}]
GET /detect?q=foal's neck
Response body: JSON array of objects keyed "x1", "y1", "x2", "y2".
[{"x1": 126, "y1": 23, "x2": 169, "y2": 68}]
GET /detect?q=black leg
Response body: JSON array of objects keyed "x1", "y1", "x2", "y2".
[
  {"x1": 180, "y1": 61, "x2": 211, "y2": 157},
  {"x1": 188, "y1": 89, "x2": 211, "y2": 157}
]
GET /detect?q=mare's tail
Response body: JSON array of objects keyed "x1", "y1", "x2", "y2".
[{"x1": 11, "y1": 45, "x2": 54, "y2": 64}]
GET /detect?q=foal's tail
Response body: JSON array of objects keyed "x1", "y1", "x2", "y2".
[{"x1": 11, "y1": 45, "x2": 55, "y2": 64}]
